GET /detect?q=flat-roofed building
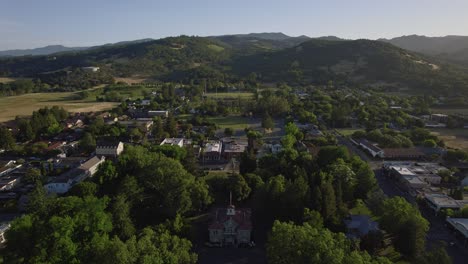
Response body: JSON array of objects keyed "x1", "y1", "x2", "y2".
[
  {"x1": 425, "y1": 193, "x2": 462, "y2": 213},
  {"x1": 202, "y1": 141, "x2": 222, "y2": 161},
  {"x1": 160, "y1": 138, "x2": 184, "y2": 147},
  {"x1": 446, "y1": 218, "x2": 468, "y2": 246}
]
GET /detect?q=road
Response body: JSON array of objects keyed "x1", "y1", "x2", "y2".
[{"x1": 335, "y1": 132, "x2": 468, "y2": 263}]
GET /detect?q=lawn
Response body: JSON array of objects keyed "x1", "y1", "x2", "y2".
[
  {"x1": 336, "y1": 128, "x2": 364, "y2": 136},
  {"x1": 204, "y1": 92, "x2": 254, "y2": 100},
  {"x1": 0, "y1": 92, "x2": 118, "y2": 122},
  {"x1": 430, "y1": 128, "x2": 468, "y2": 151},
  {"x1": 206, "y1": 116, "x2": 252, "y2": 130}
]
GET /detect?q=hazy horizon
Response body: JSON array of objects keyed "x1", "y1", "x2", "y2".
[{"x1": 2, "y1": 0, "x2": 468, "y2": 50}]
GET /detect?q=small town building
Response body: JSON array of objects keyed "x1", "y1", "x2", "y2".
[
  {"x1": 148, "y1": 110, "x2": 169, "y2": 118},
  {"x1": 357, "y1": 139, "x2": 383, "y2": 158},
  {"x1": 0, "y1": 174, "x2": 21, "y2": 191},
  {"x1": 446, "y1": 218, "x2": 468, "y2": 246},
  {"x1": 78, "y1": 156, "x2": 105, "y2": 177},
  {"x1": 96, "y1": 140, "x2": 124, "y2": 158},
  {"x1": 208, "y1": 202, "x2": 252, "y2": 246},
  {"x1": 202, "y1": 141, "x2": 222, "y2": 161},
  {"x1": 424, "y1": 194, "x2": 462, "y2": 213},
  {"x1": 0, "y1": 161, "x2": 21, "y2": 177},
  {"x1": 222, "y1": 140, "x2": 248, "y2": 160},
  {"x1": 160, "y1": 138, "x2": 185, "y2": 147}
]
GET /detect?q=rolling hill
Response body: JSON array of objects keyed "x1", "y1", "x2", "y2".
[
  {"x1": 0, "y1": 45, "x2": 89, "y2": 57},
  {"x1": 380, "y1": 35, "x2": 468, "y2": 66},
  {"x1": 1, "y1": 34, "x2": 468, "y2": 96}
]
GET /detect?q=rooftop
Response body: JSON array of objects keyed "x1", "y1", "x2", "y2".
[
  {"x1": 79, "y1": 156, "x2": 104, "y2": 170},
  {"x1": 446, "y1": 218, "x2": 468, "y2": 238},
  {"x1": 425, "y1": 193, "x2": 461, "y2": 208},
  {"x1": 204, "y1": 141, "x2": 222, "y2": 153},
  {"x1": 160, "y1": 138, "x2": 184, "y2": 146}
]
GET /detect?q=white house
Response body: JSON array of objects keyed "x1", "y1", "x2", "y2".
[{"x1": 96, "y1": 141, "x2": 124, "y2": 158}]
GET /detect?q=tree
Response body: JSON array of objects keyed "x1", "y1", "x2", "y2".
[
  {"x1": 266, "y1": 221, "x2": 390, "y2": 264},
  {"x1": 69, "y1": 181, "x2": 98, "y2": 197},
  {"x1": 0, "y1": 127, "x2": 15, "y2": 150},
  {"x1": 379, "y1": 197, "x2": 429, "y2": 258},
  {"x1": 129, "y1": 128, "x2": 143, "y2": 142},
  {"x1": 23, "y1": 168, "x2": 42, "y2": 184},
  {"x1": 224, "y1": 127, "x2": 234, "y2": 137},
  {"x1": 415, "y1": 243, "x2": 452, "y2": 264},
  {"x1": 80, "y1": 132, "x2": 96, "y2": 153},
  {"x1": 111, "y1": 195, "x2": 136, "y2": 240},
  {"x1": 165, "y1": 113, "x2": 178, "y2": 137},
  {"x1": 262, "y1": 113, "x2": 275, "y2": 130},
  {"x1": 316, "y1": 146, "x2": 349, "y2": 168},
  {"x1": 152, "y1": 117, "x2": 165, "y2": 140},
  {"x1": 303, "y1": 208, "x2": 323, "y2": 228},
  {"x1": 240, "y1": 149, "x2": 257, "y2": 174}
]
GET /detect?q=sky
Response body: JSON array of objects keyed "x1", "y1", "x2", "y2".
[{"x1": 1, "y1": 0, "x2": 468, "y2": 50}]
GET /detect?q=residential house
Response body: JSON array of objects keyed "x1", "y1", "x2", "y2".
[
  {"x1": 96, "y1": 140, "x2": 124, "y2": 158},
  {"x1": 208, "y1": 204, "x2": 252, "y2": 246},
  {"x1": 0, "y1": 174, "x2": 21, "y2": 191},
  {"x1": 344, "y1": 215, "x2": 380, "y2": 239},
  {"x1": 0, "y1": 161, "x2": 21, "y2": 177}
]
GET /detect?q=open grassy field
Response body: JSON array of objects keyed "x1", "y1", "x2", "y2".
[
  {"x1": 0, "y1": 77, "x2": 30, "y2": 84},
  {"x1": 206, "y1": 116, "x2": 253, "y2": 130},
  {"x1": 336, "y1": 128, "x2": 364, "y2": 136},
  {"x1": 430, "y1": 128, "x2": 468, "y2": 151},
  {"x1": 0, "y1": 92, "x2": 118, "y2": 122},
  {"x1": 204, "y1": 92, "x2": 254, "y2": 100}
]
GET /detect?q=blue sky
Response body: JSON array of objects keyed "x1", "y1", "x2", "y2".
[{"x1": 1, "y1": 0, "x2": 468, "y2": 50}]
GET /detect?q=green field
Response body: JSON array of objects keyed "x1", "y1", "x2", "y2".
[
  {"x1": 204, "y1": 92, "x2": 254, "y2": 100},
  {"x1": 206, "y1": 116, "x2": 253, "y2": 130},
  {"x1": 336, "y1": 128, "x2": 364, "y2": 136},
  {"x1": 207, "y1": 44, "x2": 225, "y2": 52},
  {"x1": 430, "y1": 128, "x2": 468, "y2": 151},
  {"x1": 0, "y1": 92, "x2": 118, "y2": 122}
]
